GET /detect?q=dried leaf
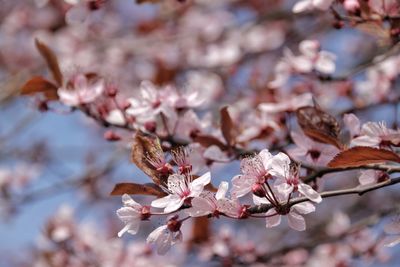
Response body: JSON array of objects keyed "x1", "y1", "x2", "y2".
[
  {"x1": 131, "y1": 132, "x2": 164, "y2": 185},
  {"x1": 296, "y1": 106, "x2": 343, "y2": 149},
  {"x1": 220, "y1": 106, "x2": 238, "y2": 147},
  {"x1": 328, "y1": 146, "x2": 400, "y2": 168},
  {"x1": 20, "y1": 76, "x2": 58, "y2": 100},
  {"x1": 35, "y1": 38, "x2": 63, "y2": 86},
  {"x1": 193, "y1": 134, "x2": 227, "y2": 150},
  {"x1": 110, "y1": 182, "x2": 166, "y2": 197}
]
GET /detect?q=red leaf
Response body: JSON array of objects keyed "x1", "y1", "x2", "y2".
[
  {"x1": 220, "y1": 106, "x2": 238, "y2": 147},
  {"x1": 20, "y1": 76, "x2": 58, "y2": 100},
  {"x1": 110, "y1": 182, "x2": 166, "y2": 197},
  {"x1": 328, "y1": 146, "x2": 400, "y2": 168},
  {"x1": 296, "y1": 106, "x2": 343, "y2": 149},
  {"x1": 35, "y1": 38, "x2": 63, "y2": 87}
]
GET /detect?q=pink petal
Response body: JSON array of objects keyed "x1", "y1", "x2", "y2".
[
  {"x1": 265, "y1": 209, "x2": 281, "y2": 228},
  {"x1": 185, "y1": 197, "x2": 214, "y2": 217},
  {"x1": 292, "y1": 0, "x2": 312, "y2": 13},
  {"x1": 292, "y1": 202, "x2": 315, "y2": 214},
  {"x1": 216, "y1": 181, "x2": 229, "y2": 200},
  {"x1": 151, "y1": 195, "x2": 173, "y2": 209},
  {"x1": 298, "y1": 183, "x2": 322, "y2": 203},
  {"x1": 231, "y1": 174, "x2": 254, "y2": 198},
  {"x1": 288, "y1": 212, "x2": 306, "y2": 231}
]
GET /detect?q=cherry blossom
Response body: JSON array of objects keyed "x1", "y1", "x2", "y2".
[
  {"x1": 292, "y1": 0, "x2": 334, "y2": 13},
  {"x1": 351, "y1": 121, "x2": 400, "y2": 147},
  {"x1": 57, "y1": 73, "x2": 105, "y2": 106},
  {"x1": 185, "y1": 181, "x2": 229, "y2": 217},
  {"x1": 254, "y1": 195, "x2": 316, "y2": 231},
  {"x1": 146, "y1": 216, "x2": 183, "y2": 255},
  {"x1": 270, "y1": 153, "x2": 322, "y2": 203},
  {"x1": 287, "y1": 131, "x2": 339, "y2": 166},
  {"x1": 358, "y1": 170, "x2": 389, "y2": 186},
  {"x1": 116, "y1": 194, "x2": 150, "y2": 237},
  {"x1": 384, "y1": 217, "x2": 400, "y2": 247},
  {"x1": 151, "y1": 172, "x2": 211, "y2": 213},
  {"x1": 231, "y1": 149, "x2": 274, "y2": 198}
]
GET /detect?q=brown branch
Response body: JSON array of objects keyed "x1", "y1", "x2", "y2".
[
  {"x1": 248, "y1": 176, "x2": 400, "y2": 214},
  {"x1": 302, "y1": 164, "x2": 400, "y2": 183}
]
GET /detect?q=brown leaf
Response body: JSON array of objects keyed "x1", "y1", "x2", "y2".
[
  {"x1": 193, "y1": 134, "x2": 227, "y2": 150},
  {"x1": 110, "y1": 182, "x2": 166, "y2": 197},
  {"x1": 131, "y1": 132, "x2": 164, "y2": 185},
  {"x1": 220, "y1": 106, "x2": 238, "y2": 147},
  {"x1": 35, "y1": 38, "x2": 63, "y2": 87},
  {"x1": 296, "y1": 106, "x2": 343, "y2": 149},
  {"x1": 328, "y1": 146, "x2": 400, "y2": 168},
  {"x1": 20, "y1": 76, "x2": 58, "y2": 100}
]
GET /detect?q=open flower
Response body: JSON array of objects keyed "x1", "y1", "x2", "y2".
[
  {"x1": 270, "y1": 153, "x2": 322, "y2": 203},
  {"x1": 254, "y1": 195, "x2": 316, "y2": 231},
  {"x1": 151, "y1": 172, "x2": 211, "y2": 213},
  {"x1": 185, "y1": 181, "x2": 229, "y2": 217},
  {"x1": 146, "y1": 221, "x2": 182, "y2": 255},
  {"x1": 58, "y1": 74, "x2": 105, "y2": 106},
  {"x1": 288, "y1": 131, "x2": 339, "y2": 166},
  {"x1": 231, "y1": 149, "x2": 274, "y2": 198},
  {"x1": 116, "y1": 194, "x2": 150, "y2": 237},
  {"x1": 351, "y1": 121, "x2": 400, "y2": 147}
]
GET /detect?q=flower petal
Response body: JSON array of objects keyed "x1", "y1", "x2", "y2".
[
  {"x1": 298, "y1": 183, "x2": 322, "y2": 203},
  {"x1": 288, "y1": 212, "x2": 306, "y2": 231},
  {"x1": 265, "y1": 209, "x2": 281, "y2": 228},
  {"x1": 216, "y1": 181, "x2": 229, "y2": 200}
]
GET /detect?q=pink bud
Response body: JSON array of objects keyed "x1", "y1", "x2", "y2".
[
  {"x1": 104, "y1": 130, "x2": 121, "y2": 141},
  {"x1": 145, "y1": 121, "x2": 157, "y2": 133},
  {"x1": 167, "y1": 216, "x2": 182, "y2": 232}
]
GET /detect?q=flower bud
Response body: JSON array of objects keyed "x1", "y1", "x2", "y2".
[
  {"x1": 104, "y1": 130, "x2": 121, "y2": 141},
  {"x1": 167, "y1": 216, "x2": 182, "y2": 232}
]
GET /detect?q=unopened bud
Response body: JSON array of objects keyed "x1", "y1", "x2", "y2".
[
  {"x1": 144, "y1": 121, "x2": 157, "y2": 133},
  {"x1": 106, "y1": 86, "x2": 118, "y2": 97},
  {"x1": 104, "y1": 130, "x2": 121, "y2": 141},
  {"x1": 167, "y1": 216, "x2": 182, "y2": 232}
]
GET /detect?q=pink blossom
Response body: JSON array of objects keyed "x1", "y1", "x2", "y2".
[
  {"x1": 116, "y1": 194, "x2": 150, "y2": 237},
  {"x1": 288, "y1": 131, "x2": 339, "y2": 166},
  {"x1": 270, "y1": 153, "x2": 322, "y2": 203},
  {"x1": 383, "y1": 217, "x2": 400, "y2": 247},
  {"x1": 146, "y1": 217, "x2": 183, "y2": 255},
  {"x1": 358, "y1": 170, "x2": 388, "y2": 186},
  {"x1": 351, "y1": 121, "x2": 400, "y2": 147},
  {"x1": 259, "y1": 93, "x2": 313, "y2": 113},
  {"x1": 231, "y1": 149, "x2": 274, "y2": 198},
  {"x1": 292, "y1": 0, "x2": 334, "y2": 13},
  {"x1": 151, "y1": 172, "x2": 211, "y2": 213},
  {"x1": 254, "y1": 195, "x2": 316, "y2": 231},
  {"x1": 58, "y1": 74, "x2": 105, "y2": 106},
  {"x1": 185, "y1": 181, "x2": 229, "y2": 217},
  {"x1": 343, "y1": 113, "x2": 361, "y2": 138}
]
